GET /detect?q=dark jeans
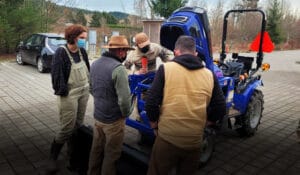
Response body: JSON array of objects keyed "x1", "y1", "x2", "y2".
[{"x1": 147, "y1": 135, "x2": 201, "y2": 175}]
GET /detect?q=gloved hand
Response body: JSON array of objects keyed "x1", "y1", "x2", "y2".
[{"x1": 150, "y1": 121, "x2": 158, "y2": 136}]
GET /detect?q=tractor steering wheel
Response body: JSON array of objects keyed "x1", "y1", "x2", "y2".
[{"x1": 218, "y1": 62, "x2": 229, "y2": 72}]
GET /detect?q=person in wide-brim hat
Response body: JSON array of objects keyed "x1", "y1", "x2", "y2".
[
  {"x1": 102, "y1": 35, "x2": 134, "y2": 50},
  {"x1": 88, "y1": 34, "x2": 134, "y2": 175}
]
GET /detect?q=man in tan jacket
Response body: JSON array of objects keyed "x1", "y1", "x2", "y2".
[
  {"x1": 124, "y1": 32, "x2": 173, "y2": 74},
  {"x1": 145, "y1": 36, "x2": 226, "y2": 175}
]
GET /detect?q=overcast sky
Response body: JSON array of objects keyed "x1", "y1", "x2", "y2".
[
  {"x1": 56, "y1": 0, "x2": 135, "y2": 13},
  {"x1": 55, "y1": 0, "x2": 300, "y2": 15}
]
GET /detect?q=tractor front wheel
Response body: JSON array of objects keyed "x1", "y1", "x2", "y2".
[{"x1": 237, "y1": 90, "x2": 264, "y2": 136}]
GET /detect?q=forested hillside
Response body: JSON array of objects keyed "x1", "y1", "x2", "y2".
[
  {"x1": 0, "y1": 0, "x2": 141, "y2": 54},
  {"x1": 1, "y1": 0, "x2": 300, "y2": 54}
]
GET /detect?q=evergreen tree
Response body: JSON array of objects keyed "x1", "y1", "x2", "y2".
[
  {"x1": 150, "y1": 0, "x2": 187, "y2": 18},
  {"x1": 41, "y1": 0, "x2": 63, "y2": 32},
  {"x1": 90, "y1": 12, "x2": 101, "y2": 27},
  {"x1": 89, "y1": 12, "x2": 117, "y2": 27},
  {"x1": 76, "y1": 10, "x2": 87, "y2": 26},
  {"x1": 0, "y1": 0, "x2": 45, "y2": 53},
  {"x1": 266, "y1": 0, "x2": 283, "y2": 44},
  {"x1": 68, "y1": 10, "x2": 87, "y2": 26},
  {"x1": 102, "y1": 12, "x2": 118, "y2": 24}
]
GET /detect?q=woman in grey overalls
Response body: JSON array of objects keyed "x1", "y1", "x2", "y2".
[{"x1": 49, "y1": 24, "x2": 90, "y2": 172}]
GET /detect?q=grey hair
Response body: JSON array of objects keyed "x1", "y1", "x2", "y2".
[{"x1": 174, "y1": 35, "x2": 196, "y2": 53}]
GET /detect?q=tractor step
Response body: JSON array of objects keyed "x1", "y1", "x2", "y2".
[
  {"x1": 226, "y1": 108, "x2": 242, "y2": 130},
  {"x1": 122, "y1": 143, "x2": 149, "y2": 165},
  {"x1": 228, "y1": 107, "x2": 241, "y2": 118}
]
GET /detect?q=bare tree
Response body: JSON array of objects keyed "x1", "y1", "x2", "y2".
[
  {"x1": 145, "y1": 0, "x2": 156, "y2": 19},
  {"x1": 209, "y1": 0, "x2": 224, "y2": 48},
  {"x1": 43, "y1": 0, "x2": 77, "y2": 31},
  {"x1": 231, "y1": 0, "x2": 259, "y2": 9},
  {"x1": 134, "y1": 0, "x2": 148, "y2": 19},
  {"x1": 133, "y1": 0, "x2": 155, "y2": 19},
  {"x1": 220, "y1": 0, "x2": 262, "y2": 51},
  {"x1": 188, "y1": 0, "x2": 207, "y2": 8},
  {"x1": 278, "y1": 0, "x2": 300, "y2": 49}
]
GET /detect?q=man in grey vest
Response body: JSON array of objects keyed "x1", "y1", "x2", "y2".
[{"x1": 88, "y1": 35, "x2": 133, "y2": 175}]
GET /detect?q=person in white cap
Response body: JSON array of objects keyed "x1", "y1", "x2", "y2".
[
  {"x1": 125, "y1": 32, "x2": 174, "y2": 122},
  {"x1": 124, "y1": 32, "x2": 174, "y2": 74}
]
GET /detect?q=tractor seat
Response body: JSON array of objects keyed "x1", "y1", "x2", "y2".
[
  {"x1": 232, "y1": 53, "x2": 254, "y2": 74},
  {"x1": 222, "y1": 62, "x2": 244, "y2": 80},
  {"x1": 236, "y1": 56, "x2": 254, "y2": 74}
]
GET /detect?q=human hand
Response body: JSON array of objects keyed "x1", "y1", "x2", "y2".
[
  {"x1": 206, "y1": 120, "x2": 215, "y2": 127},
  {"x1": 153, "y1": 129, "x2": 158, "y2": 136},
  {"x1": 150, "y1": 121, "x2": 158, "y2": 136},
  {"x1": 139, "y1": 67, "x2": 148, "y2": 74}
]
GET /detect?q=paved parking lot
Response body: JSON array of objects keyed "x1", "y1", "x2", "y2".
[{"x1": 0, "y1": 50, "x2": 300, "y2": 175}]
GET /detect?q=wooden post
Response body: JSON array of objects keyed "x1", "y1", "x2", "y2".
[{"x1": 142, "y1": 20, "x2": 164, "y2": 44}]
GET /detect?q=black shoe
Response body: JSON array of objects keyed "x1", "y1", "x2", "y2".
[
  {"x1": 50, "y1": 140, "x2": 64, "y2": 160},
  {"x1": 44, "y1": 160, "x2": 59, "y2": 175},
  {"x1": 43, "y1": 140, "x2": 64, "y2": 175}
]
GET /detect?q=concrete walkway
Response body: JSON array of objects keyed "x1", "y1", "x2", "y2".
[{"x1": 0, "y1": 50, "x2": 299, "y2": 175}]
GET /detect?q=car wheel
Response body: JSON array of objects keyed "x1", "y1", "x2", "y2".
[
  {"x1": 16, "y1": 52, "x2": 24, "y2": 65},
  {"x1": 236, "y1": 90, "x2": 264, "y2": 136},
  {"x1": 37, "y1": 57, "x2": 46, "y2": 73}
]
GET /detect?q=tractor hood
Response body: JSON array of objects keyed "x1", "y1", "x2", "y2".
[{"x1": 160, "y1": 6, "x2": 214, "y2": 71}]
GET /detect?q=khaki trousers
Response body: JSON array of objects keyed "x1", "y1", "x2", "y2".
[
  {"x1": 55, "y1": 87, "x2": 89, "y2": 143},
  {"x1": 147, "y1": 135, "x2": 201, "y2": 175},
  {"x1": 88, "y1": 118, "x2": 125, "y2": 175}
]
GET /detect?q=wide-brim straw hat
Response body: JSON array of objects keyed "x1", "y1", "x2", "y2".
[{"x1": 102, "y1": 35, "x2": 134, "y2": 50}]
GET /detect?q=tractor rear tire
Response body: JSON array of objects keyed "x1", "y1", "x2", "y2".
[
  {"x1": 236, "y1": 90, "x2": 264, "y2": 136},
  {"x1": 199, "y1": 127, "x2": 216, "y2": 167}
]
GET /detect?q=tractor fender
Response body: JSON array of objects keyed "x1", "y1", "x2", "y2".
[{"x1": 233, "y1": 79, "x2": 262, "y2": 114}]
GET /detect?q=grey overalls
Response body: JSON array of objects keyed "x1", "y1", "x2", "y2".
[{"x1": 55, "y1": 46, "x2": 90, "y2": 143}]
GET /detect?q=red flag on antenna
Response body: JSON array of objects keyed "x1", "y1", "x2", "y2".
[{"x1": 250, "y1": 31, "x2": 274, "y2": 53}]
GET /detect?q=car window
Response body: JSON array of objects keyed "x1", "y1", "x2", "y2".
[
  {"x1": 32, "y1": 35, "x2": 44, "y2": 46},
  {"x1": 48, "y1": 37, "x2": 66, "y2": 47},
  {"x1": 24, "y1": 35, "x2": 37, "y2": 46}
]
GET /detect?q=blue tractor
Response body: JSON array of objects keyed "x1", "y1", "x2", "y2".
[{"x1": 125, "y1": 7, "x2": 270, "y2": 166}]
